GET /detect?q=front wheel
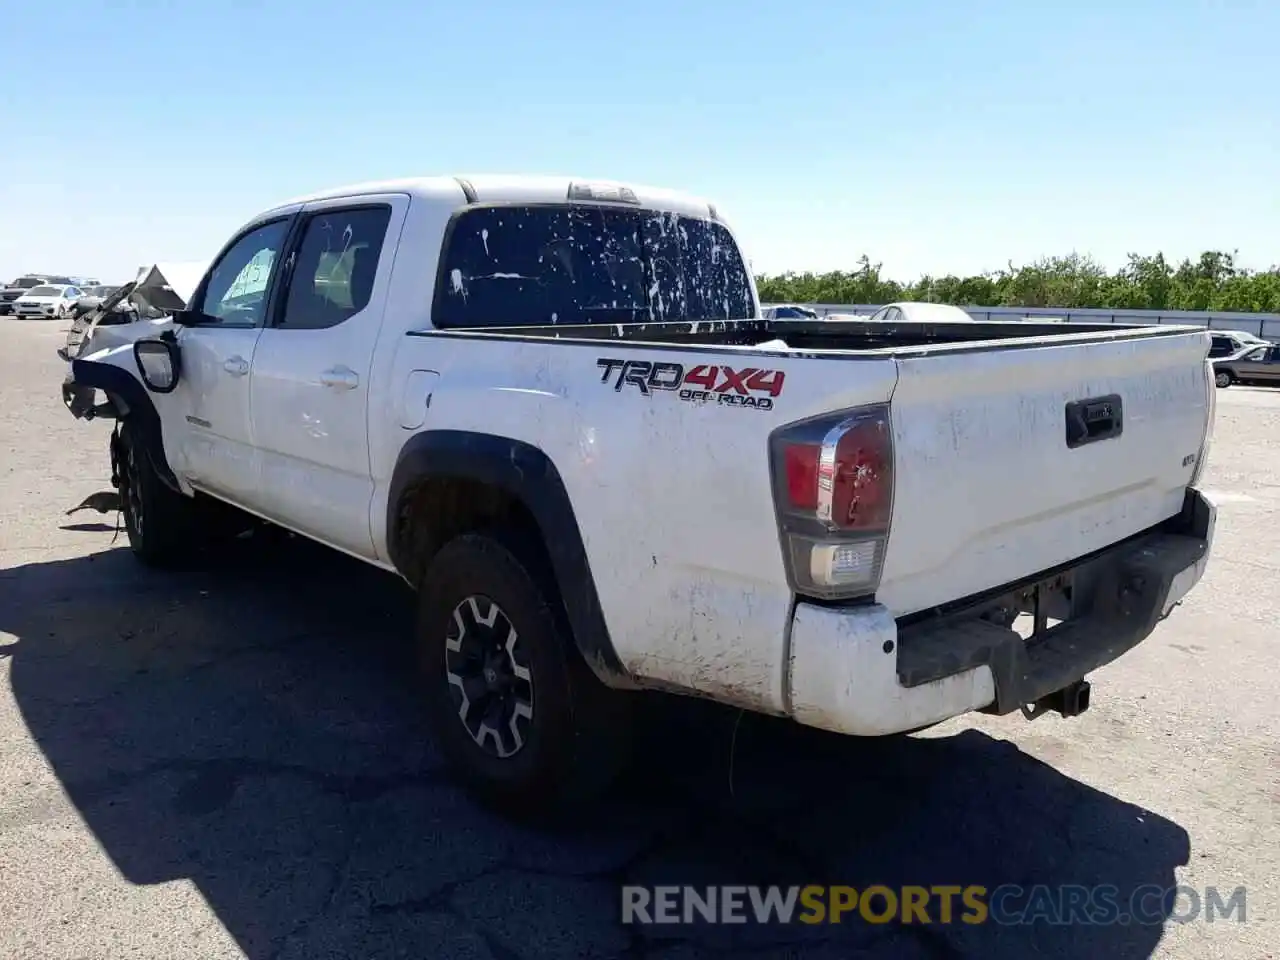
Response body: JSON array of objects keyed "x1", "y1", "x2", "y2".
[
  {"x1": 416, "y1": 530, "x2": 633, "y2": 818},
  {"x1": 1215, "y1": 370, "x2": 1233, "y2": 388},
  {"x1": 117, "y1": 421, "x2": 203, "y2": 568}
]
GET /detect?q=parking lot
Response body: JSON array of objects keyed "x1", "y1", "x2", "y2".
[{"x1": 1, "y1": 318, "x2": 1276, "y2": 960}]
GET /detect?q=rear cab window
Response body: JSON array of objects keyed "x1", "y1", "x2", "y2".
[
  {"x1": 1209, "y1": 336, "x2": 1235, "y2": 357},
  {"x1": 432, "y1": 204, "x2": 755, "y2": 328}
]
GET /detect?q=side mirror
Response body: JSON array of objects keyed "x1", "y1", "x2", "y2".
[
  {"x1": 172, "y1": 308, "x2": 200, "y2": 326},
  {"x1": 133, "y1": 338, "x2": 181, "y2": 393}
]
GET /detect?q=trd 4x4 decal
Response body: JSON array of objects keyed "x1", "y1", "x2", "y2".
[{"x1": 596, "y1": 358, "x2": 785, "y2": 411}]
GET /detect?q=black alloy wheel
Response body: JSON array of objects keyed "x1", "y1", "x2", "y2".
[{"x1": 444, "y1": 595, "x2": 535, "y2": 759}]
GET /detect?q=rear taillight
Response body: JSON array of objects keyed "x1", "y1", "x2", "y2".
[{"x1": 768, "y1": 403, "x2": 895, "y2": 600}]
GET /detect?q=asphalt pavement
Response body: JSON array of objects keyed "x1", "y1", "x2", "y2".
[{"x1": 1, "y1": 317, "x2": 1276, "y2": 960}]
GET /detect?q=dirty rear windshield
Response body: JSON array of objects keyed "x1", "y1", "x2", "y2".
[{"x1": 433, "y1": 204, "x2": 755, "y2": 328}]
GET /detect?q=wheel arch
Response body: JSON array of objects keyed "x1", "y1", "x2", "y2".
[
  {"x1": 386, "y1": 430, "x2": 632, "y2": 688},
  {"x1": 68, "y1": 357, "x2": 181, "y2": 493}
]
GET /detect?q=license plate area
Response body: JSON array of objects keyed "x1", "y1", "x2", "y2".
[{"x1": 978, "y1": 572, "x2": 1076, "y2": 644}]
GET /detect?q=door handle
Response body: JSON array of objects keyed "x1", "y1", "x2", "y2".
[
  {"x1": 319, "y1": 366, "x2": 359, "y2": 391},
  {"x1": 223, "y1": 356, "x2": 249, "y2": 376}
]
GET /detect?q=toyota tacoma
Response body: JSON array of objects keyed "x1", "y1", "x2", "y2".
[{"x1": 60, "y1": 175, "x2": 1218, "y2": 813}]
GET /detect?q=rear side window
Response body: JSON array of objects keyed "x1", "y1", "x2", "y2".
[
  {"x1": 278, "y1": 205, "x2": 393, "y2": 330},
  {"x1": 433, "y1": 204, "x2": 753, "y2": 328}
]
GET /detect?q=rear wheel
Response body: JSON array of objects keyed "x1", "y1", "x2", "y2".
[
  {"x1": 117, "y1": 420, "x2": 203, "y2": 568},
  {"x1": 416, "y1": 529, "x2": 633, "y2": 817},
  {"x1": 1215, "y1": 370, "x2": 1232, "y2": 388}
]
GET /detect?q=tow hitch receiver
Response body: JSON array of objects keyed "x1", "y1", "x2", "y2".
[{"x1": 1021, "y1": 679, "x2": 1092, "y2": 721}]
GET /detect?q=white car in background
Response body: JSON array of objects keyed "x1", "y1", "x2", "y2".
[
  {"x1": 12, "y1": 284, "x2": 83, "y2": 319},
  {"x1": 69, "y1": 284, "x2": 123, "y2": 318},
  {"x1": 864, "y1": 301, "x2": 977, "y2": 323}
]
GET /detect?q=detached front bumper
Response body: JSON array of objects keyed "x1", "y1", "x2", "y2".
[
  {"x1": 62, "y1": 372, "x2": 96, "y2": 418},
  {"x1": 786, "y1": 488, "x2": 1216, "y2": 737},
  {"x1": 61, "y1": 368, "x2": 124, "y2": 421}
]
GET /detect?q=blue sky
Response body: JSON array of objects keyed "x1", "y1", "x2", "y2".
[{"x1": 1, "y1": 0, "x2": 1276, "y2": 285}]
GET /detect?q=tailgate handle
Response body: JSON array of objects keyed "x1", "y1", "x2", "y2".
[{"x1": 1065, "y1": 394, "x2": 1123, "y2": 449}]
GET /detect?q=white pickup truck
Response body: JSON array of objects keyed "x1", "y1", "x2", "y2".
[{"x1": 61, "y1": 175, "x2": 1218, "y2": 814}]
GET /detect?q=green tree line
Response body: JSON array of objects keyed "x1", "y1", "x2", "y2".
[{"x1": 755, "y1": 251, "x2": 1280, "y2": 314}]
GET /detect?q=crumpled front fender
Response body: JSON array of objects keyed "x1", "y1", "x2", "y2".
[
  {"x1": 62, "y1": 342, "x2": 141, "y2": 421},
  {"x1": 71, "y1": 315, "x2": 175, "y2": 361},
  {"x1": 62, "y1": 350, "x2": 182, "y2": 493}
]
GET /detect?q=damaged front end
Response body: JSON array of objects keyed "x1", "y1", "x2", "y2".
[
  {"x1": 62, "y1": 374, "x2": 116, "y2": 421},
  {"x1": 61, "y1": 337, "x2": 187, "y2": 518},
  {"x1": 57, "y1": 265, "x2": 206, "y2": 533},
  {"x1": 60, "y1": 278, "x2": 182, "y2": 423},
  {"x1": 59, "y1": 280, "x2": 142, "y2": 364},
  {"x1": 61, "y1": 339, "x2": 152, "y2": 422},
  {"x1": 59, "y1": 260, "x2": 205, "y2": 366}
]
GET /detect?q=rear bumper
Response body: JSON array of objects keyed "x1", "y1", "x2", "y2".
[{"x1": 786, "y1": 487, "x2": 1215, "y2": 736}]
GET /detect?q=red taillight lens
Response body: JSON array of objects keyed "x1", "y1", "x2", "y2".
[
  {"x1": 784, "y1": 443, "x2": 820, "y2": 510},
  {"x1": 828, "y1": 419, "x2": 892, "y2": 530},
  {"x1": 780, "y1": 416, "x2": 893, "y2": 531},
  {"x1": 770, "y1": 404, "x2": 895, "y2": 601}
]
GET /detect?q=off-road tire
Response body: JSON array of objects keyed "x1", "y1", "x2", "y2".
[
  {"x1": 416, "y1": 529, "x2": 633, "y2": 818},
  {"x1": 117, "y1": 420, "x2": 203, "y2": 569}
]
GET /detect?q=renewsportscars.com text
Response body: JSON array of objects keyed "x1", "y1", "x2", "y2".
[{"x1": 621, "y1": 884, "x2": 1247, "y2": 927}]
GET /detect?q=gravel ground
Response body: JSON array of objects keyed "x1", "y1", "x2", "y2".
[{"x1": 1, "y1": 317, "x2": 1276, "y2": 960}]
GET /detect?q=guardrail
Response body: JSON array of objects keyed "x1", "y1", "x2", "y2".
[{"x1": 762, "y1": 303, "x2": 1280, "y2": 339}]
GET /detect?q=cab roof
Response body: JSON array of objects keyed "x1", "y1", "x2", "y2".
[{"x1": 267, "y1": 175, "x2": 718, "y2": 221}]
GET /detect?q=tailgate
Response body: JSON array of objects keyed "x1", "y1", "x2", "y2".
[{"x1": 876, "y1": 329, "x2": 1212, "y2": 616}]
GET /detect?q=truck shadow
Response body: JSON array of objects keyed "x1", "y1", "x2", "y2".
[{"x1": 2, "y1": 538, "x2": 1188, "y2": 959}]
